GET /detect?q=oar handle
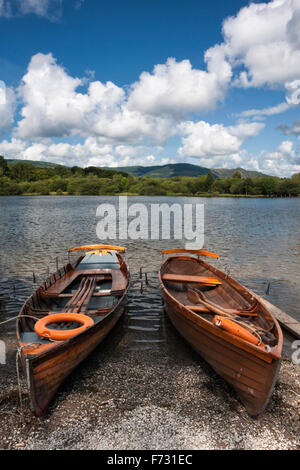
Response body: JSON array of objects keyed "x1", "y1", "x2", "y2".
[
  {"x1": 69, "y1": 244, "x2": 126, "y2": 253},
  {"x1": 161, "y1": 249, "x2": 219, "y2": 259}
]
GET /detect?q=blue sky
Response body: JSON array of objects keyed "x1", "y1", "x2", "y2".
[{"x1": 0, "y1": 0, "x2": 300, "y2": 175}]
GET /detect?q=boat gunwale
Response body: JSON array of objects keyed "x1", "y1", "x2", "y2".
[
  {"x1": 17, "y1": 256, "x2": 131, "y2": 362},
  {"x1": 17, "y1": 254, "x2": 130, "y2": 416},
  {"x1": 158, "y1": 255, "x2": 283, "y2": 363}
]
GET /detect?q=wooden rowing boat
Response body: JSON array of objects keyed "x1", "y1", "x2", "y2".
[
  {"x1": 17, "y1": 245, "x2": 130, "y2": 417},
  {"x1": 159, "y1": 249, "x2": 283, "y2": 416}
]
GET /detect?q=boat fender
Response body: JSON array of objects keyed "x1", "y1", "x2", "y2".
[
  {"x1": 213, "y1": 315, "x2": 262, "y2": 346},
  {"x1": 34, "y1": 313, "x2": 94, "y2": 341}
]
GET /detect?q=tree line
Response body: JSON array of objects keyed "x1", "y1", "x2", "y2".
[{"x1": 0, "y1": 156, "x2": 299, "y2": 197}]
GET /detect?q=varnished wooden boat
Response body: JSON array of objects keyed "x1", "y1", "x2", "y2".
[
  {"x1": 17, "y1": 245, "x2": 130, "y2": 417},
  {"x1": 159, "y1": 249, "x2": 283, "y2": 416}
]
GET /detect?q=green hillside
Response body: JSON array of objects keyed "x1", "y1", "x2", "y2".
[
  {"x1": 6, "y1": 159, "x2": 268, "y2": 178},
  {"x1": 107, "y1": 163, "x2": 268, "y2": 178},
  {"x1": 107, "y1": 163, "x2": 212, "y2": 178},
  {"x1": 212, "y1": 167, "x2": 268, "y2": 179},
  {"x1": 7, "y1": 159, "x2": 59, "y2": 168},
  {"x1": 0, "y1": 156, "x2": 299, "y2": 197}
]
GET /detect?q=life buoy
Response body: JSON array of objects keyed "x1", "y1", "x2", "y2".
[
  {"x1": 34, "y1": 313, "x2": 94, "y2": 341},
  {"x1": 213, "y1": 315, "x2": 261, "y2": 346}
]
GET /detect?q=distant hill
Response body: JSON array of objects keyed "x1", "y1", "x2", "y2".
[
  {"x1": 5, "y1": 159, "x2": 268, "y2": 178},
  {"x1": 107, "y1": 163, "x2": 212, "y2": 178},
  {"x1": 7, "y1": 159, "x2": 59, "y2": 168},
  {"x1": 212, "y1": 167, "x2": 268, "y2": 179},
  {"x1": 107, "y1": 163, "x2": 268, "y2": 179}
]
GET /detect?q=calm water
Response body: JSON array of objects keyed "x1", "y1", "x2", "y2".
[{"x1": 0, "y1": 196, "x2": 299, "y2": 352}]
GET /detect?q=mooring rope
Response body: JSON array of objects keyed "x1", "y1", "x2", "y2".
[{"x1": 0, "y1": 314, "x2": 40, "y2": 326}]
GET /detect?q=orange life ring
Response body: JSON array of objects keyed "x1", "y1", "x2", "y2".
[
  {"x1": 34, "y1": 313, "x2": 94, "y2": 341},
  {"x1": 213, "y1": 315, "x2": 261, "y2": 346}
]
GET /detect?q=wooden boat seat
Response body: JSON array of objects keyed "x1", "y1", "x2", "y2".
[
  {"x1": 162, "y1": 273, "x2": 222, "y2": 285},
  {"x1": 45, "y1": 270, "x2": 81, "y2": 295},
  {"x1": 111, "y1": 270, "x2": 127, "y2": 294},
  {"x1": 45, "y1": 268, "x2": 126, "y2": 295}
]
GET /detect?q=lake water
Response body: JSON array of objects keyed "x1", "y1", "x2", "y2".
[{"x1": 0, "y1": 195, "x2": 299, "y2": 353}]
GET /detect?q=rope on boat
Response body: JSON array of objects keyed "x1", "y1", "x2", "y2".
[
  {"x1": 222, "y1": 316, "x2": 264, "y2": 345},
  {"x1": 192, "y1": 289, "x2": 275, "y2": 346},
  {"x1": 0, "y1": 314, "x2": 41, "y2": 326},
  {"x1": 0, "y1": 315, "x2": 22, "y2": 326}
]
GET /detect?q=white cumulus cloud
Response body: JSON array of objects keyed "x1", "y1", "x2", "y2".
[
  {"x1": 127, "y1": 55, "x2": 232, "y2": 117},
  {"x1": 0, "y1": 136, "x2": 169, "y2": 168},
  {"x1": 16, "y1": 53, "x2": 174, "y2": 146},
  {"x1": 177, "y1": 120, "x2": 264, "y2": 160},
  {"x1": 218, "y1": 0, "x2": 300, "y2": 88},
  {"x1": 0, "y1": 80, "x2": 15, "y2": 136},
  {"x1": 257, "y1": 140, "x2": 300, "y2": 175},
  {"x1": 2, "y1": 2, "x2": 300, "y2": 176}
]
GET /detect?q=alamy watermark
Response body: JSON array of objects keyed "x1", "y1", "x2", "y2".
[
  {"x1": 0, "y1": 81, "x2": 6, "y2": 105},
  {"x1": 96, "y1": 196, "x2": 204, "y2": 249},
  {"x1": 0, "y1": 340, "x2": 6, "y2": 365},
  {"x1": 286, "y1": 80, "x2": 300, "y2": 105},
  {"x1": 291, "y1": 340, "x2": 300, "y2": 365}
]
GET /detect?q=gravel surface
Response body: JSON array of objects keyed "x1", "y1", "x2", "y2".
[{"x1": 0, "y1": 314, "x2": 299, "y2": 451}]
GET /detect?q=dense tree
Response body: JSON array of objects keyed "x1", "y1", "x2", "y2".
[
  {"x1": 232, "y1": 170, "x2": 242, "y2": 179},
  {"x1": 276, "y1": 179, "x2": 299, "y2": 197},
  {"x1": 0, "y1": 156, "x2": 8, "y2": 177},
  {"x1": 204, "y1": 172, "x2": 215, "y2": 191},
  {"x1": 230, "y1": 179, "x2": 245, "y2": 194},
  {"x1": 0, "y1": 156, "x2": 299, "y2": 197}
]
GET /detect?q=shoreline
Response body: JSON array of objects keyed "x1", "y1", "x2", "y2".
[
  {"x1": 0, "y1": 193, "x2": 299, "y2": 198},
  {"x1": 0, "y1": 323, "x2": 299, "y2": 450}
]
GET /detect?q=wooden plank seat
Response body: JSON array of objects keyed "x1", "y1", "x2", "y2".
[
  {"x1": 46, "y1": 269, "x2": 119, "y2": 295},
  {"x1": 162, "y1": 273, "x2": 222, "y2": 285},
  {"x1": 111, "y1": 270, "x2": 127, "y2": 294}
]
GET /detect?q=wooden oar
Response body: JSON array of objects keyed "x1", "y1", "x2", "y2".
[
  {"x1": 187, "y1": 289, "x2": 258, "y2": 318},
  {"x1": 187, "y1": 289, "x2": 236, "y2": 318},
  {"x1": 162, "y1": 273, "x2": 221, "y2": 285},
  {"x1": 197, "y1": 290, "x2": 258, "y2": 317},
  {"x1": 161, "y1": 248, "x2": 219, "y2": 259}
]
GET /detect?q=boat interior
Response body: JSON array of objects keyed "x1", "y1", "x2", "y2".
[
  {"x1": 161, "y1": 255, "x2": 279, "y2": 347},
  {"x1": 18, "y1": 250, "x2": 129, "y2": 349}
]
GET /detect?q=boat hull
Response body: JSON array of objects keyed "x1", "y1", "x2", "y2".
[
  {"x1": 159, "y1": 255, "x2": 282, "y2": 417},
  {"x1": 164, "y1": 295, "x2": 280, "y2": 416},
  {"x1": 24, "y1": 299, "x2": 126, "y2": 417}
]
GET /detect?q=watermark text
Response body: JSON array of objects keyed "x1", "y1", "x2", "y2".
[
  {"x1": 0, "y1": 340, "x2": 6, "y2": 365},
  {"x1": 96, "y1": 196, "x2": 204, "y2": 249},
  {"x1": 291, "y1": 340, "x2": 300, "y2": 365}
]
